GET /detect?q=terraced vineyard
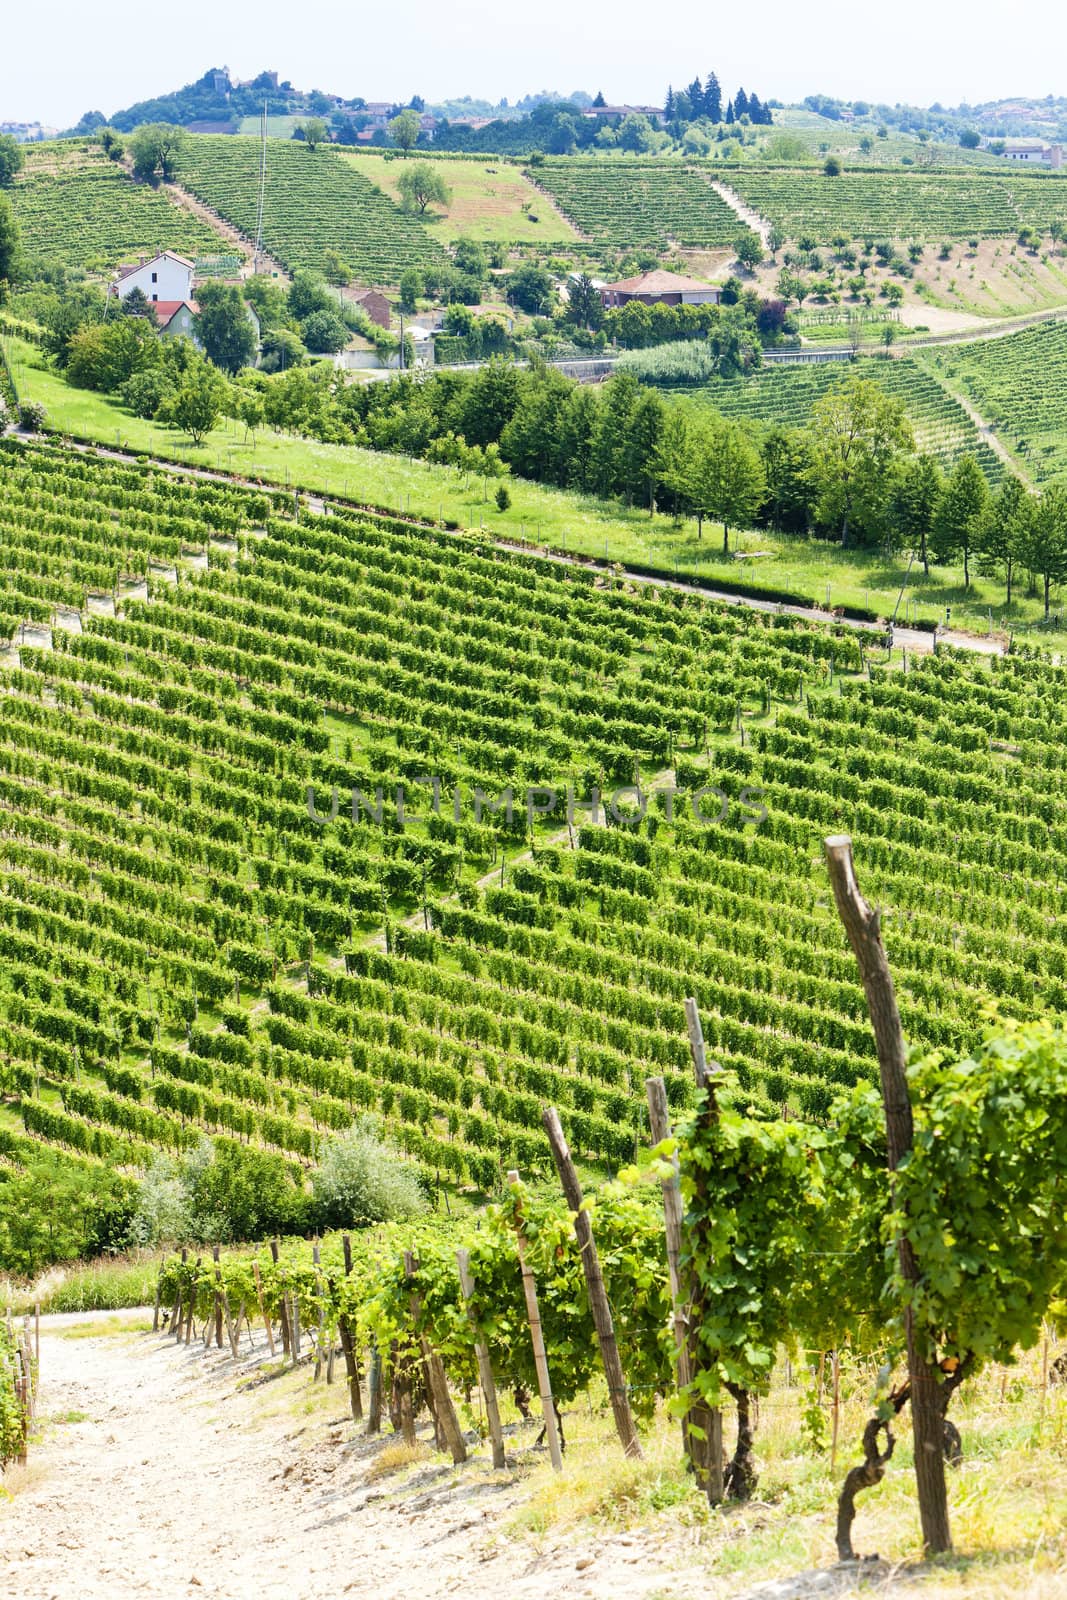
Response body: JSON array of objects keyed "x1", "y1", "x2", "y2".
[
  {"x1": 531, "y1": 160, "x2": 742, "y2": 247},
  {"x1": 175, "y1": 135, "x2": 447, "y2": 281},
  {"x1": 10, "y1": 142, "x2": 225, "y2": 273},
  {"x1": 726, "y1": 167, "x2": 1067, "y2": 243},
  {"x1": 929, "y1": 318, "x2": 1067, "y2": 481},
  {"x1": 2, "y1": 438, "x2": 1066, "y2": 1205},
  {"x1": 674, "y1": 355, "x2": 1004, "y2": 479}
]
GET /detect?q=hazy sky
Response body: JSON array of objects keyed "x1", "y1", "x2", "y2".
[{"x1": 2, "y1": 0, "x2": 1065, "y2": 127}]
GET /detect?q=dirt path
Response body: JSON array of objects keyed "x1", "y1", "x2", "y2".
[
  {"x1": 707, "y1": 181, "x2": 771, "y2": 249},
  {"x1": 1, "y1": 1317, "x2": 759, "y2": 1600}
]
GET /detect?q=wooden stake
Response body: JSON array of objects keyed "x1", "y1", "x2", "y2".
[
  {"x1": 824, "y1": 834, "x2": 951, "y2": 1556},
  {"x1": 366, "y1": 1342, "x2": 382, "y2": 1435},
  {"x1": 338, "y1": 1235, "x2": 363, "y2": 1422},
  {"x1": 404, "y1": 1252, "x2": 467, "y2": 1463},
  {"x1": 252, "y1": 1260, "x2": 276, "y2": 1356},
  {"x1": 507, "y1": 1170, "x2": 563, "y2": 1471},
  {"x1": 457, "y1": 1248, "x2": 506, "y2": 1469},
  {"x1": 680, "y1": 1001, "x2": 725, "y2": 1504},
  {"x1": 212, "y1": 1245, "x2": 240, "y2": 1360},
  {"x1": 645, "y1": 1076, "x2": 694, "y2": 1460},
  {"x1": 184, "y1": 1257, "x2": 200, "y2": 1345},
  {"x1": 542, "y1": 1108, "x2": 642, "y2": 1460}
]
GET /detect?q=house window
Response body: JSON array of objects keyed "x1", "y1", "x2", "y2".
[
  {"x1": 151, "y1": 272, "x2": 158, "y2": 283},
  {"x1": 152, "y1": 293, "x2": 158, "y2": 302}
]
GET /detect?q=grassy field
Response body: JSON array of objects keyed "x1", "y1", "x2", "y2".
[
  {"x1": 6, "y1": 337, "x2": 1066, "y2": 646},
  {"x1": 342, "y1": 152, "x2": 579, "y2": 244}
]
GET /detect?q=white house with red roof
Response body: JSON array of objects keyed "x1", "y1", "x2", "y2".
[{"x1": 113, "y1": 251, "x2": 195, "y2": 306}]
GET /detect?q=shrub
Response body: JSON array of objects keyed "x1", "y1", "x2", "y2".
[
  {"x1": 17, "y1": 400, "x2": 46, "y2": 432},
  {"x1": 495, "y1": 484, "x2": 511, "y2": 511},
  {"x1": 311, "y1": 1117, "x2": 427, "y2": 1230}
]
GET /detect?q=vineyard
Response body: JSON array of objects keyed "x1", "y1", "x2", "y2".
[
  {"x1": 175, "y1": 135, "x2": 448, "y2": 281},
  {"x1": 1, "y1": 437, "x2": 1066, "y2": 1218},
  {"x1": 530, "y1": 160, "x2": 743, "y2": 248},
  {"x1": 673, "y1": 355, "x2": 1004, "y2": 479},
  {"x1": 928, "y1": 318, "x2": 1067, "y2": 482},
  {"x1": 9, "y1": 143, "x2": 225, "y2": 274},
  {"x1": 725, "y1": 167, "x2": 1067, "y2": 243}
]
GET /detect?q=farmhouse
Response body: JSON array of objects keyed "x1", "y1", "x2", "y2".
[
  {"x1": 600, "y1": 269, "x2": 722, "y2": 309},
  {"x1": 152, "y1": 300, "x2": 198, "y2": 338},
  {"x1": 999, "y1": 140, "x2": 1063, "y2": 168},
  {"x1": 348, "y1": 287, "x2": 392, "y2": 329},
  {"x1": 113, "y1": 252, "x2": 195, "y2": 305}
]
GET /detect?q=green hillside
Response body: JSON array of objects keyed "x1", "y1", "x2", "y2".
[
  {"x1": 674, "y1": 355, "x2": 1005, "y2": 479},
  {"x1": 175, "y1": 135, "x2": 448, "y2": 282},
  {"x1": 1, "y1": 438, "x2": 1065, "y2": 1205},
  {"x1": 9, "y1": 142, "x2": 226, "y2": 274},
  {"x1": 531, "y1": 159, "x2": 743, "y2": 247},
  {"x1": 726, "y1": 166, "x2": 1067, "y2": 242},
  {"x1": 929, "y1": 318, "x2": 1067, "y2": 481}
]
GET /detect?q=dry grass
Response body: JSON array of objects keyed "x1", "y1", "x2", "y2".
[
  {"x1": 365, "y1": 1439, "x2": 434, "y2": 1482},
  {"x1": 506, "y1": 1344, "x2": 1066, "y2": 1597}
]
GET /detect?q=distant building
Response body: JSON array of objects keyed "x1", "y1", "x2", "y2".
[
  {"x1": 581, "y1": 104, "x2": 664, "y2": 123},
  {"x1": 998, "y1": 140, "x2": 1063, "y2": 168},
  {"x1": 113, "y1": 252, "x2": 195, "y2": 305},
  {"x1": 0, "y1": 120, "x2": 57, "y2": 142},
  {"x1": 348, "y1": 287, "x2": 392, "y2": 329},
  {"x1": 600, "y1": 269, "x2": 722, "y2": 309},
  {"x1": 152, "y1": 300, "x2": 198, "y2": 338}
]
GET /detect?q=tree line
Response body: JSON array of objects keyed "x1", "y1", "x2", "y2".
[{"x1": 664, "y1": 75, "x2": 774, "y2": 128}]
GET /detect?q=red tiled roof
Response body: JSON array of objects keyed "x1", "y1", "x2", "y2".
[
  {"x1": 152, "y1": 300, "x2": 198, "y2": 326},
  {"x1": 605, "y1": 269, "x2": 718, "y2": 295}
]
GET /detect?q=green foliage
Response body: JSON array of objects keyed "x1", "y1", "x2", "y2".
[
  {"x1": 311, "y1": 1117, "x2": 427, "y2": 1229},
  {"x1": 397, "y1": 162, "x2": 452, "y2": 216},
  {"x1": 389, "y1": 110, "x2": 422, "y2": 153},
  {"x1": 0, "y1": 1151, "x2": 136, "y2": 1277},
  {"x1": 194, "y1": 282, "x2": 258, "y2": 374},
  {"x1": 506, "y1": 263, "x2": 556, "y2": 315},
  {"x1": 129, "y1": 123, "x2": 186, "y2": 184},
  {"x1": 0, "y1": 134, "x2": 25, "y2": 188},
  {"x1": 0, "y1": 1320, "x2": 26, "y2": 1466},
  {"x1": 300, "y1": 308, "x2": 350, "y2": 354},
  {"x1": 161, "y1": 360, "x2": 230, "y2": 444},
  {"x1": 0, "y1": 193, "x2": 20, "y2": 287}
]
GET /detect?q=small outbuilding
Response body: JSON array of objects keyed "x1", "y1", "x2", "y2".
[{"x1": 600, "y1": 269, "x2": 722, "y2": 310}]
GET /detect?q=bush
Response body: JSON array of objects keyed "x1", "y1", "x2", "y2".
[
  {"x1": 17, "y1": 400, "x2": 46, "y2": 432},
  {"x1": 495, "y1": 484, "x2": 511, "y2": 511},
  {"x1": 311, "y1": 1118, "x2": 427, "y2": 1231},
  {"x1": 301, "y1": 310, "x2": 350, "y2": 354}
]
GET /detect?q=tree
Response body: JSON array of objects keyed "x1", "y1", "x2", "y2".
[
  {"x1": 566, "y1": 272, "x2": 603, "y2": 331},
  {"x1": 259, "y1": 327, "x2": 306, "y2": 373},
  {"x1": 0, "y1": 134, "x2": 25, "y2": 188},
  {"x1": 506, "y1": 263, "x2": 555, "y2": 315},
  {"x1": 761, "y1": 426, "x2": 819, "y2": 534},
  {"x1": 288, "y1": 270, "x2": 334, "y2": 321},
  {"x1": 397, "y1": 161, "x2": 452, "y2": 215},
  {"x1": 735, "y1": 232, "x2": 764, "y2": 272},
  {"x1": 931, "y1": 454, "x2": 989, "y2": 587},
  {"x1": 977, "y1": 472, "x2": 1031, "y2": 604},
  {"x1": 703, "y1": 418, "x2": 766, "y2": 551},
  {"x1": 389, "y1": 109, "x2": 422, "y2": 153},
  {"x1": 959, "y1": 128, "x2": 981, "y2": 149},
  {"x1": 129, "y1": 122, "x2": 186, "y2": 183},
  {"x1": 311, "y1": 1119, "x2": 426, "y2": 1229},
  {"x1": 810, "y1": 375, "x2": 914, "y2": 546},
  {"x1": 301, "y1": 309, "x2": 350, "y2": 353},
  {"x1": 236, "y1": 386, "x2": 265, "y2": 443},
  {"x1": 881, "y1": 323, "x2": 898, "y2": 357},
  {"x1": 1024, "y1": 481, "x2": 1067, "y2": 619},
  {"x1": 165, "y1": 362, "x2": 229, "y2": 444},
  {"x1": 618, "y1": 114, "x2": 655, "y2": 153},
  {"x1": 824, "y1": 155, "x2": 842, "y2": 176},
  {"x1": 322, "y1": 248, "x2": 352, "y2": 286},
  {"x1": 193, "y1": 283, "x2": 257, "y2": 374},
  {"x1": 399, "y1": 268, "x2": 423, "y2": 311},
  {"x1": 704, "y1": 72, "x2": 723, "y2": 124},
  {"x1": 0, "y1": 194, "x2": 20, "y2": 288},
  {"x1": 767, "y1": 224, "x2": 785, "y2": 259},
  {"x1": 889, "y1": 452, "x2": 943, "y2": 571},
  {"x1": 300, "y1": 117, "x2": 330, "y2": 150},
  {"x1": 98, "y1": 127, "x2": 124, "y2": 162},
  {"x1": 121, "y1": 286, "x2": 155, "y2": 319}
]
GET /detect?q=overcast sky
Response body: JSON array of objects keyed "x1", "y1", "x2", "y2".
[{"x1": 3, "y1": 0, "x2": 1065, "y2": 127}]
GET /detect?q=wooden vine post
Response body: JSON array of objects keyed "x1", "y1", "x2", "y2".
[
  {"x1": 682, "y1": 999, "x2": 726, "y2": 1504},
  {"x1": 212, "y1": 1245, "x2": 240, "y2": 1360},
  {"x1": 252, "y1": 1260, "x2": 275, "y2": 1356},
  {"x1": 337, "y1": 1234, "x2": 363, "y2": 1422},
  {"x1": 507, "y1": 1169, "x2": 563, "y2": 1471},
  {"x1": 824, "y1": 834, "x2": 952, "y2": 1556},
  {"x1": 645, "y1": 1074, "x2": 695, "y2": 1464},
  {"x1": 403, "y1": 1251, "x2": 467, "y2": 1464},
  {"x1": 270, "y1": 1240, "x2": 292, "y2": 1358},
  {"x1": 542, "y1": 1106, "x2": 643, "y2": 1460},
  {"x1": 456, "y1": 1247, "x2": 506, "y2": 1470}
]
